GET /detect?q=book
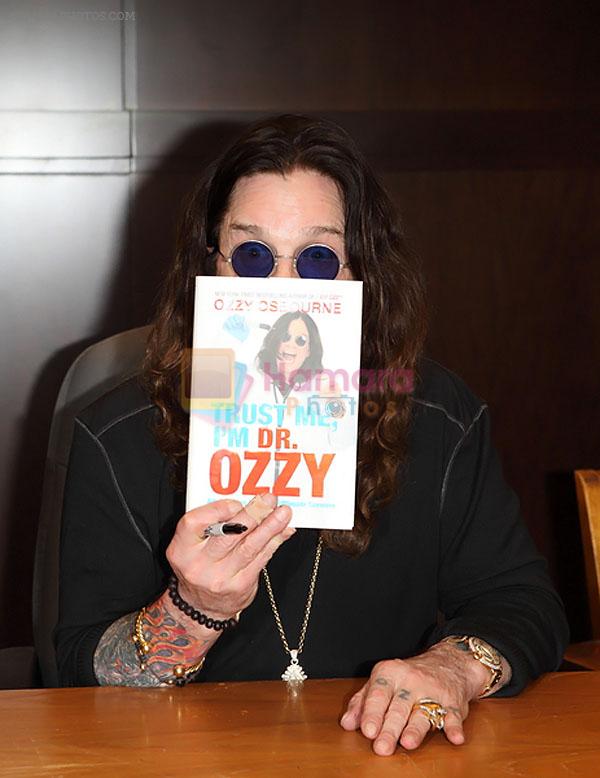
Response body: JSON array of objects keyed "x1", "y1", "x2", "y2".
[{"x1": 185, "y1": 275, "x2": 363, "y2": 530}]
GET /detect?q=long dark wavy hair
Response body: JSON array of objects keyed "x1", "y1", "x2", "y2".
[
  {"x1": 257, "y1": 311, "x2": 323, "y2": 394},
  {"x1": 141, "y1": 113, "x2": 428, "y2": 556}
]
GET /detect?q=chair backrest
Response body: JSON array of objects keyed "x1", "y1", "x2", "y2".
[
  {"x1": 33, "y1": 326, "x2": 152, "y2": 686},
  {"x1": 574, "y1": 470, "x2": 600, "y2": 640}
]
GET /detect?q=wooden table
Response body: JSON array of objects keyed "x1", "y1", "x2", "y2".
[
  {"x1": 2, "y1": 672, "x2": 600, "y2": 776},
  {"x1": 565, "y1": 639, "x2": 600, "y2": 670}
]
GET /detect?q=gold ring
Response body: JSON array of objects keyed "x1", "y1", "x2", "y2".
[{"x1": 413, "y1": 698, "x2": 447, "y2": 731}]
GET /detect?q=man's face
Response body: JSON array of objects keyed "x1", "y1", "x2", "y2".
[{"x1": 215, "y1": 168, "x2": 351, "y2": 279}]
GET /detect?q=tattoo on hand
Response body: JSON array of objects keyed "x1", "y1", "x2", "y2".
[
  {"x1": 374, "y1": 677, "x2": 390, "y2": 686},
  {"x1": 396, "y1": 688, "x2": 411, "y2": 700}
]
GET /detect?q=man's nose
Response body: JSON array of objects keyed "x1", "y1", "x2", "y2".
[{"x1": 271, "y1": 258, "x2": 297, "y2": 278}]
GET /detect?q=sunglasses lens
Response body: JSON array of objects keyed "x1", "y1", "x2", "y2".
[
  {"x1": 231, "y1": 241, "x2": 274, "y2": 277},
  {"x1": 296, "y1": 336, "x2": 307, "y2": 347},
  {"x1": 296, "y1": 245, "x2": 340, "y2": 280}
]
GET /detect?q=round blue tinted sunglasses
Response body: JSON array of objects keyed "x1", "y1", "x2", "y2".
[{"x1": 217, "y1": 240, "x2": 347, "y2": 280}]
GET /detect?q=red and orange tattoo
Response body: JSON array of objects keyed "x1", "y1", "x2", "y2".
[{"x1": 93, "y1": 595, "x2": 215, "y2": 687}]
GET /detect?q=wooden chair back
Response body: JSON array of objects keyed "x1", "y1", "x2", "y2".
[{"x1": 575, "y1": 470, "x2": 600, "y2": 639}]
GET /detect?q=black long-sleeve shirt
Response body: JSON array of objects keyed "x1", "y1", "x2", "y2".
[{"x1": 55, "y1": 357, "x2": 569, "y2": 690}]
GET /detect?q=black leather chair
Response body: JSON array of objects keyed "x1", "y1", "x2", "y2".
[{"x1": 0, "y1": 326, "x2": 151, "y2": 688}]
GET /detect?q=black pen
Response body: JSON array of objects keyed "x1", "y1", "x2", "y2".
[{"x1": 203, "y1": 522, "x2": 248, "y2": 538}]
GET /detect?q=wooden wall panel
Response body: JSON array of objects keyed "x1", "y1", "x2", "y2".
[
  {"x1": 383, "y1": 169, "x2": 600, "y2": 637},
  {"x1": 135, "y1": 0, "x2": 599, "y2": 111}
]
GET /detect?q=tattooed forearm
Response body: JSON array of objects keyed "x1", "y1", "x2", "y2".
[
  {"x1": 142, "y1": 602, "x2": 213, "y2": 678},
  {"x1": 93, "y1": 593, "x2": 218, "y2": 687},
  {"x1": 94, "y1": 612, "x2": 161, "y2": 686}
]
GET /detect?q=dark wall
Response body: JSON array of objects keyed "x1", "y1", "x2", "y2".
[{"x1": 2, "y1": 0, "x2": 599, "y2": 649}]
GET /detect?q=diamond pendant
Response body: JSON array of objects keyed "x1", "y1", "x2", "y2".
[{"x1": 281, "y1": 649, "x2": 307, "y2": 683}]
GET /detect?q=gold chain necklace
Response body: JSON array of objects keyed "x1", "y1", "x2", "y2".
[{"x1": 262, "y1": 536, "x2": 324, "y2": 683}]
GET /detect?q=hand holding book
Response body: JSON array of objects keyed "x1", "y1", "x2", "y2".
[{"x1": 165, "y1": 493, "x2": 295, "y2": 623}]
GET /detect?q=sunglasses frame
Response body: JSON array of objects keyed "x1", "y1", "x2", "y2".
[
  {"x1": 218, "y1": 239, "x2": 347, "y2": 279},
  {"x1": 281, "y1": 333, "x2": 308, "y2": 347}
]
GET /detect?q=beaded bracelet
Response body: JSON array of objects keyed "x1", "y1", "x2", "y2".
[{"x1": 167, "y1": 574, "x2": 238, "y2": 632}]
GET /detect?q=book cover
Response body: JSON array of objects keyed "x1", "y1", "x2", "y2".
[{"x1": 185, "y1": 276, "x2": 363, "y2": 530}]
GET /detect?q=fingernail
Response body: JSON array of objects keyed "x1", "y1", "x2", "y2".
[
  {"x1": 375, "y1": 739, "x2": 394, "y2": 756},
  {"x1": 255, "y1": 492, "x2": 277, "y2": 509},
  {"x1": 364, "y1": 723, "x2": 376, "y2": 738},
  {"x1": 273, "y1": 506, "x2": 291, "y2": 523}
]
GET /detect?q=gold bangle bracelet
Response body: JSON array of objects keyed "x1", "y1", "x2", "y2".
[
  {"x1": 132, "y1": 607, "x2": 206, "y2": 686},
  {"x1": 166, "y1": 657, "x2": 206, "y2": 687},
  {"x1": 132, "y1": 607, "x2": 151, "y2": 671}
]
